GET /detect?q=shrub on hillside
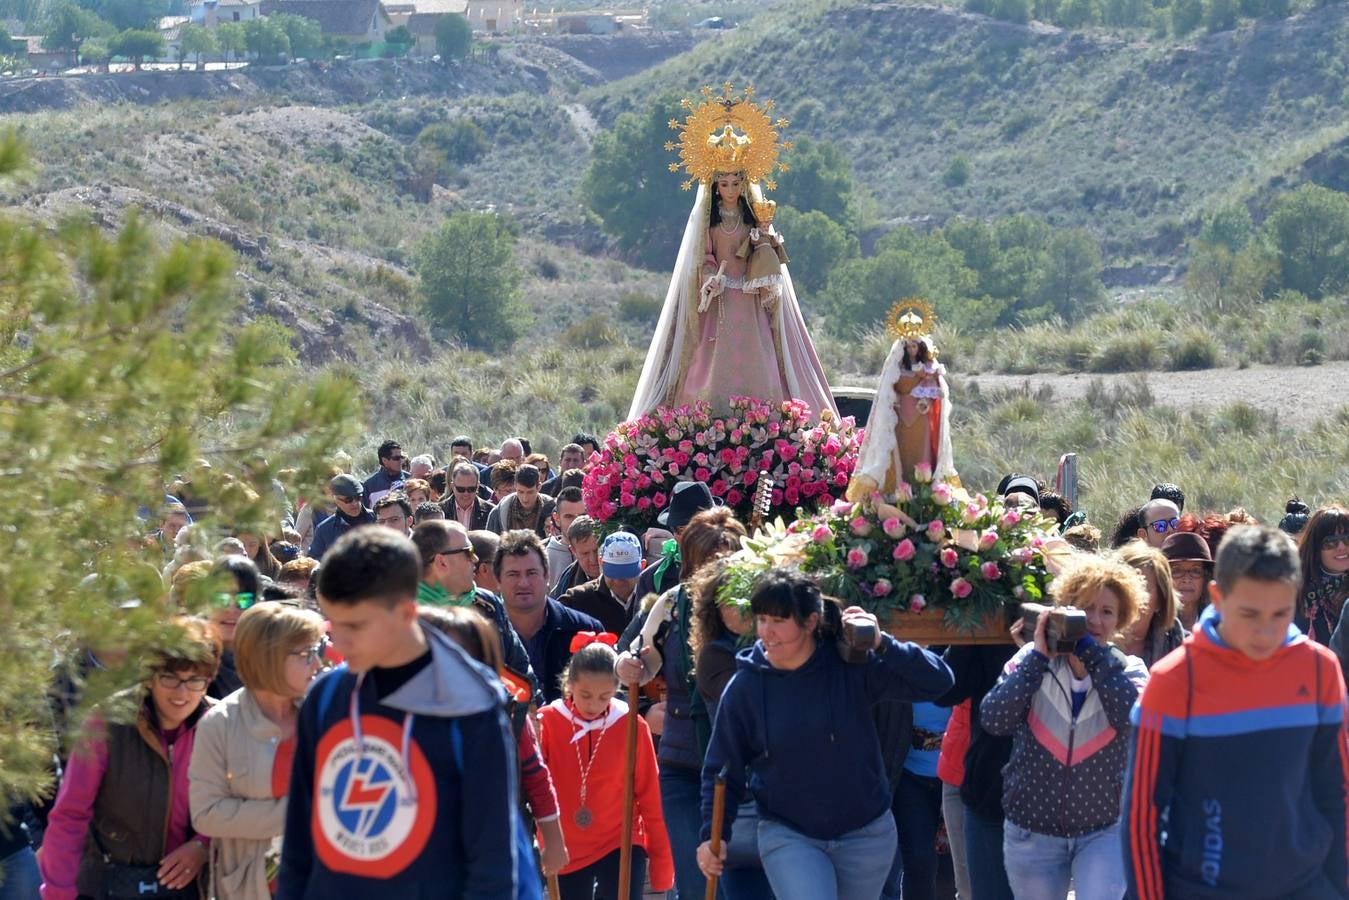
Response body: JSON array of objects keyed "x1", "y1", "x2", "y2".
[
  {"x1": 1167, "y1": 327, "x2": 1221, "y2": 370},
  {"x1": 1091, "y1": 332, "x2": 1163, "y2": 373}
]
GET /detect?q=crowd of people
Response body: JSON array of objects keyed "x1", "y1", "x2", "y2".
[{"x1": 6, "y1": 432, "x2": 1349, "y2": 900}]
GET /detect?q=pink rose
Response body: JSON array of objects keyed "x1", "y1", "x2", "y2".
[
  {"x1": 893, "y1": 539, "x2": 916, "y2": 561},
  {"x1": 883, "y1": 517, "x2": 905, "y2": 539},
  {"x1": 652, "y1": 492, "x2": 668, "y2": 508},
  {"x1": 979, "y1": 531, "x2": 999, "y2": 551},
  {"x1": 678, "y1": 439, "x2": 694, "y2": 453},
  {"x1": 820, "y1": 493, "x2": 835, "y2": 506},
  {"x1": 897, "y1": 482, "x2": 915, "y2": 502},
  {"x1": 909, "y1": 594, "x2": 927, "y2": 613},
  {"x1": 812, "y1": 524, "x2": 833, "y2": 543},
  {"x1": 620, "y1": 492, "x2": 636, "y2": 507},
  {"x1": 931, "y1": 482, "x2": 953, "y2": 507},
  {"x1": 637, "y1": 496, "x2": 652, "y2": 510},
  {"x1": 981, "y1": 562, "x2": 1002, "y2": 580},
  {"x1": 962, "y1": 504, "x2": 982, "y2": 525},
  {"x1": 832, "y1": 500, "x2": 855, "y2": 517},
  {"x1": 846, "y1": 548, "x2": 869, "y2": 569},
  {"x1": 850, "y1": 516, "x2": 871, "y2": 536},
  {"x1": 926, "y1": 520, "x2": 946, "y2": 541},
  {"x1": 668, "y1": 463, "x2": 680, "y2": 475},
  {"x1": 673, "y1": 451, "x2": 691, "y2": 467},
  {"x1": 940, "y1": 547, "x2": 959, "y2": 569},
  {"x1": 742, "y1": 470, "x2": 759, "y2": 486},
  {"x1": 913, "y1": 462, "x2": 933, "y2": 483},
  {"x1": 695, "y1": 467, "x2": 712, "y2": 482},
  {"x1": 695, "y1": 452, "x2": 709, "y2": 466},
  {"x1": 710, "y1": 480, "x2": 728, "y2": 497},
  {"x1": 951, "y1": 577, "x2": 973, "y2": 599},
  {"x1": 1001, "y1": 510, "x2": 1022, "y2": 528},
  {"x1": 726, "y1": 489, "x2": 744, "y2": 506},
  {"x1": 801, "y1": 452, "x2": 816, "y2": 467},
  {"x1": 873, "y1": 579, "x2": 893, "y2": 598}
]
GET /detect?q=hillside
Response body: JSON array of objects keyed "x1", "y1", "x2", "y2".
[{"x1": 587, "y1": 0, "x2": 1349, "y2": 266}]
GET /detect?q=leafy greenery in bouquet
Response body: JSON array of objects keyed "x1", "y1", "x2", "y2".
[
  {"x1": 719, "y1": 465, "x2": 1066, "y2": 632},
  {"x1": 582, "y1": 396, "x2": 862, "y2": 533}
]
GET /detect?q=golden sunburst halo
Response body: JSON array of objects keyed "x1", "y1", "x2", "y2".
[
  {"x1": 667, "y1": 83, "x2": 789, "y2": 191},
  {"x1": 886, "y1": 298, "x2": 937, "y2": 341}
]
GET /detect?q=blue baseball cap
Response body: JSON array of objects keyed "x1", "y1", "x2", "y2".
[{"x1": 601, "y1": 532, "x2": 643, "y2": 580}]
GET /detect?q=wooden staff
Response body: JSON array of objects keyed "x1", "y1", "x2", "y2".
[
  {"x1": 704, "y1": 764, "x2": 730, "y2": 900},
  {"x1": 547, "y1": 874, "x2": 561, "y2": 900},
  {"x1": 617, "y1": 675, "x2": 641, "y2": 899}
]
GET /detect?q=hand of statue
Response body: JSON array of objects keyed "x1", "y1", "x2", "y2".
[
  {"x1": 760, "y1": 287, "x2": 780, "y2": 312},
  {"x1": 698, "y1": 274, "x2": 725, "y2": 313}
]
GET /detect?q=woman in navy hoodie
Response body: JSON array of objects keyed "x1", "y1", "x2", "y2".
[{"x1": 695, "y1": 571, "x2": 953, "y2": 900}]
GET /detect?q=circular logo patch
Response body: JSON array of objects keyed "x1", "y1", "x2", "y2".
[{"x1": 312, "y1": 714, "x2": 437, "y2": 878}]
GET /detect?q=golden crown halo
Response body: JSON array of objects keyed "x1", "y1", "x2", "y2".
[
  {"x1": 886, "y1": 299, "x2": 937, "y2": 341},
  {"x1": 665, "y1": 83, "x2": 792, "y2": 192}
]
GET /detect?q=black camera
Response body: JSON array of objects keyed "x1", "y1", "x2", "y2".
[{"x1": 1020, "y1": 603, "x2": 1087, "y2": 654}]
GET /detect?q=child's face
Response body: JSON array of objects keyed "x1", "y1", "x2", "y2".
[
  {"x1": 569, "y1": 671, "x2": 618, "y2": 720},
  {"x1": 1210, "y1": 576, "x2": 1297, "y2": 661}
]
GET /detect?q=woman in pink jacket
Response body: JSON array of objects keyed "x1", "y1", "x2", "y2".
[{"x1": 39, "y1": 616, "x2": 221, "y2": 900}]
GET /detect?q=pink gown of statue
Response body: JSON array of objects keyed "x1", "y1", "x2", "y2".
[{"x1": 675, "y1": 222, "x2": 791, "y2": 406}]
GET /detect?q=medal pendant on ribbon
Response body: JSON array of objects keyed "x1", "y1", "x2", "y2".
[{"x1": 574, "y1": 807, "x2": 593, "y2": 829}]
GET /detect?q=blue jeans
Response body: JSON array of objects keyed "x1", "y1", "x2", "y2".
[
  {"x1": 1002, "y1": 820, "x2": 1125, "y2": 900},
  {"x1": 963, "y1": 805, "x2": 1012, "y2": 900},
  {"x1": 0, "y1": 847, "x2": 39, "y2": 900},
  {"x1": 660, "y1": 766, "x2": 706, "y2": 900},
  {"x1": 883, "y1": 771, "x2": 942, "y2": 900},
  {"x1": 757, "y1": 811, "x2": 897, "y2": 900}
]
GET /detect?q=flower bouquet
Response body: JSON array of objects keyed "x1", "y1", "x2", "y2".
[
  {"x1": 719, "y1": 466, "x2": 1070, "y2": 643},
  {"x1": 582, "y1": 396, "x2": 863, "y2": 533}
]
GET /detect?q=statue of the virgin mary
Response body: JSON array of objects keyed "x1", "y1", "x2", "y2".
[
  {"x1": 846, "y1": 300, "x2": 957, "y2": 501},
  {"x1": 627, "y1": 85, "x2": 837, "y2": 422}
]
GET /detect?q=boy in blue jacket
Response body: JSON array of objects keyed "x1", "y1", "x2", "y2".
[
  {"x1": 278, "y1": 526, "x2": 520, "y2": 899},
  {"x1": 1123, "y1": 524, "x2": 1349, "y2": 900}
]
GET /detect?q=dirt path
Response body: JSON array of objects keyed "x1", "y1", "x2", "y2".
[
  {"x1": 965, "y1": 361, "x2": 1346, "y2": 427},
  {"x1": 562, "y1": 103, "x2": 600, "y2": 148}
]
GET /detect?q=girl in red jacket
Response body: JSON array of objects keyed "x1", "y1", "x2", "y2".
[{"x1": 539, "y1": 634, "x2": 674, "y2": 900}]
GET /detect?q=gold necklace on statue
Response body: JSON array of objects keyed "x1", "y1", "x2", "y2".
[{"x1": 718, "y1": 207, "x2": 742, "y2": 234}]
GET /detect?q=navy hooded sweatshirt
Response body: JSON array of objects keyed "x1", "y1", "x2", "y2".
[
  {"x1": 700, "y1": 633, "x2": 953, "y2": 843},
  {"x1": 277, "y1": 625, "x2": 519, "y2": 899}
]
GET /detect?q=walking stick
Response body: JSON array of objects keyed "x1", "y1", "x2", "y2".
[
  {"x1": 704, "y1": 764, "x2": 729, "y2": 900},
  {"x1": 617, "y1": 674, "x2": 641, "y2": 899},
  {"x1": 547, "y1": 874, "x2": 561, "y2": 900}
]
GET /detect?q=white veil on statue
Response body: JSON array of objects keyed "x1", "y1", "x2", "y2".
[
  {"x1": 847, "y1": 336, "x2": 955, "y2": 501},
  {"x1": 627, "y1": 182, "x2": 838, "y2": 422}
]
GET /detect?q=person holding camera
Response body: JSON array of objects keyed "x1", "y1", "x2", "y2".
[
  {"x1": 980, "y1": 556, "x2": 1150, "y2": 900},
  {"x1": 694, "y1": 571, "x2": 953, "y2": 900}
]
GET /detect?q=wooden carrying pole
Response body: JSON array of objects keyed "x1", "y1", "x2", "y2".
[
  {"x1": 617, "y1": 677, "x2": 641, "y2": 899},
  {"x1": 547, "y1": 874, "x2": 561, "y2": 900},
  {"x1": 704, "y1": 765, "x2": 729, "y2": 900}
]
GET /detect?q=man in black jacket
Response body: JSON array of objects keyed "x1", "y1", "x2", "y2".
[
  {"x1": 495, "y1": 529, "x2": 600, "y2": 703},
  {"x1": 441, "y1": 461, "x2": 495, "y2": 530},
  {"x1": 362, "y1": 439, "x2": 407, "y2": 507}
]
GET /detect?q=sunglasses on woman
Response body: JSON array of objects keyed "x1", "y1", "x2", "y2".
[
  {"x1": 1323, "y1": 533, "x2": 1349, "y2": 550},
  {"x1": 211, "y1": 591, "x2": 256, "y2": 610},
  {"x1": 289, "y1": 639, "x2": 329, "y2": 666}
]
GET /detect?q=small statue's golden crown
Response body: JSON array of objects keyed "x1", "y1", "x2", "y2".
[
  {"x1": 886, "y1": 299, "x2": 937, "y2": 341},
  {"x1": 665, "y1": 83, "x2": 792, "y2": 192}
]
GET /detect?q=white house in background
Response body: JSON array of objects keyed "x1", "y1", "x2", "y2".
[
  {"x1": 189, "y1": 0, "x2": 264, "y2": 26},
  {"x1": 382, "y1": 0, "x2": 520, "y2": 32}
]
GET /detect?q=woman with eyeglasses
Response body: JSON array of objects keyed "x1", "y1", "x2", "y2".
[
  {"x1": 39, "y1": 617, "x2": 222, "y2": 900},
  {"x1": 189, "y1": 602, "x2": 326, "y2": 899},
  {"x1": 1296, "y1": 505, "x2": 1349, "y2": 645}
]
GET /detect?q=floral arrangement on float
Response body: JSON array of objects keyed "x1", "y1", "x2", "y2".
[
  {"x1": 581, "y1": 396, "x2": 863, "y2": 533},
  {"x1": 719, "y1": 464, "x2": 1071, "y2": 643}
]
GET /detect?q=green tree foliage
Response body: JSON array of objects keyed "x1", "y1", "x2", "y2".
[
  {"x1": 1263, "y1": 183, "x2": 1349, "y2": 299},
  {"x1": 108, "y1": 27, "x2": 163, "y2": 68},
  {"x1": 1186, "y1": 237, "x2": 1277, "y2": 310},
  {"x1": 42, "y1": 3, "x2": 112, "y2": 51},
  {"x1": 1172, "y1": 0, "x2": 1204, "y2": 34},
  {"x1": 96, "y1": 0, "x2": 167, "y2": 32},
  {"x1": 418, "y1": 119, "x2": 488, "y2": 165},
  {"x1": 943, "y1": 156, "x2": 972, "y2": 188},
  {"x1": 433, "y1": 12, "x2": 470, "y2": 61},
  {"x1": 773, "y1": 206, "x2": 858, "y2": 294},
  {"x1": 1057, "y1": 0, "x2": 1102, "y2": 26},
  {"x1": 1102, "y1": 0, "x2": 1149, "y2": 26},
  {"x1": 386, "y1": 23, "x2": 412, "y2": 47},
  {"x1": 772, "y1": 138, "x2": 857, "y2": 231},
  {"x1": 78, "y1": 35, "x2": 111, "y2": 66},
  {"x1": 1204, "y1": 0, "x2": 1238, "y2": 30},
  {"x1": 994, "y1": 0, "x2": 1033, "y2": 23},
  {"x1": 215, "y1": 20, "x2": 245, "y2": 61},
  {"x1": 1039, "y1": 228, "x2": 1107, "y2": 318},
  {"x1": 0, "y1": 131, "x2": 359, "y2": 805},
  {"x1": 178, "y1": 22, "x2": 217, "y2": 69},
  {"x1": 1199, "y1": 202, "x2": 1254, "y2": 252},
  {"x1": 821, "y1": 228, "x2": 982, "y2": 331},
  {"x1": 270, "y1": 13, "x2": 321, "y2": 58},
  {"x1": 417, "y1": 211, "x2": 526, "y2": 350},
  {"x1": 243, "y1": 17, "x2": 289, "y2": 63},
  {"x1": 581, "y1": 93, "x2": 691, "y2": 270}
]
